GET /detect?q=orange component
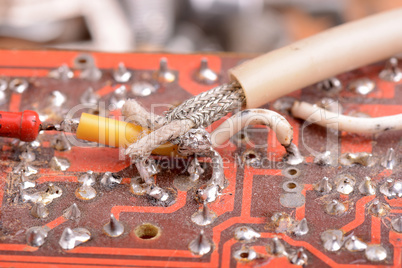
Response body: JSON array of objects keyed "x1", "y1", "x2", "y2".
[
  {"x1": 75, "y1": 113, "x2": 178, "y2": 156},
  {"x1": 0, "y1": 110, "x2": 41, "y2": 142}
]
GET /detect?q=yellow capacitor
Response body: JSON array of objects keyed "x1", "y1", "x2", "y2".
[{"x1": 76, "y1": 113, "x2": 178, "y2": 156}]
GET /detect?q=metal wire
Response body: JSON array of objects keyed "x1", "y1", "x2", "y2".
[
  {"x1": 125, "y1": 82, "x2": 246, "y2": 158},
  {"x1": 165, "y1": 81, "x2": 245, "y2": 128}
]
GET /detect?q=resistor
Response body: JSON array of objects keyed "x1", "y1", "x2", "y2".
[
  {"x1": 0, "y1": 111, "x2": 42, "y2": 142},
  {"x1": 0, "y1": 110, "x2": 177, "y2": 156}
]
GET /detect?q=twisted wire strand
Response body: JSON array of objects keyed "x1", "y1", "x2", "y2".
[
  {"x1": 165, "y1": 81, "x2": 245, "y2": 128},
  {"x1": 125, "y1": 82, "x2": 246, "y2": 158},
  {"x1": 125, "y1": 119, "x2": 193, "y2": 158},
  {"x1": 122, "y1": 99, "x2": 165, "y2": 129}
]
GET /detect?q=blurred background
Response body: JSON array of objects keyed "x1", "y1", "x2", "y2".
[{"x1": 0, "y1": 0, "x2": 401, "y2": 53}]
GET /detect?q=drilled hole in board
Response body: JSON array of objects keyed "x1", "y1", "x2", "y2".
[
  {"x1": 288, "y1": 169, "x2": 297, "y2": 176},
  {"x1": 240, "y1": 252, "x2": 249, "y2": 258},
  {"x1": 245, "y1": 153, "x2": 256, "y2": 159},
  {"x1": 77, "y1": 58, "x2": 87, "y2": 64},
  {"x1": 13, "y1": 80, "x2": 22, "y2": 87},
  {"x1": 282, "y1": 167, "x2": 301, "y2": 179},
  {"x1": 74, "y1": 54, "x2": 95, "y2": 69},
  {"x1": 134, "y1": 223, "x2": 160, "y2": 240}
]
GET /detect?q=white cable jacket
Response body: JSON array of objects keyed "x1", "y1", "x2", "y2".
[
  {"x1": 210, "y1": 109, "x2": 293, "y2": 147},
  {"x1": 230, "y1": 8, "x2": 402, "y2": 109},
  {"x1": 291, "y1": 101, "x2": 402, "y2": 134}
]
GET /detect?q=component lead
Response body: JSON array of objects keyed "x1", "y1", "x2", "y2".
[
  {"x1": 59, "y1": 227, "x2": 91, "y2": 250},
  {"x1": 26, "y1": 226, "x2": 49, "y2": 247},
  {"x1": 391, "y1": 216, "x2": 402, "y2": 233},
  {"x1": 358, "y1": 176, "x2": 376, "y2": 196},
  {"x1": 110, "y1": 85, "x2": 127, "y2": 109},
  {"x1": 194, "y1": 58, "x2": 219, "y2": 84},
  {"x1": 19, "y1": 173, "x2": 36, "y2": 190},
  {"x1": 317, "y1": 77, "x2": 342, "y2": 93},
  {"x1": 31, "y1": 203, "x2": 49, "y2": 219},
  {"x1": 80, "y1": 87, "x2": 100, "y2": 104},
  {"x1": 131, "y1": 81, "x2": 158, "y2": 97},
  {"x1": 78, "y1": 171, "x2": 96, "y2": 186},
  {"x1": 379, "y1": 57, "x2": 402, "y2": 82},
  {"x1": 63, "y1": 203, "x2": 81, "y2": 221},
  {"x1": 314, "y1": 177, "x2": 332, "y2": 194},
  {"x1": 191, "y1": 202, "x2": 217, "y2": 226},
  {"x1": 381, "y1": 148, "x2": 396, "y2": 170},
  {"x1": 100, "y1": 172, "x2": 122, "y2": 189},
  {"x1": 289, "y1": 248, "x2": 308, "y2": 266},
  {"x1": 148, "y1": 186, "x2": 170, "y2": 202},
  {"x1": 335, "y1": 174, "x2": 356, "y2": 195},
  {"x1": 0, "y1": 78, "x2": 7, "y2": 91},
  {"x1": 321, "y1": 230, "x2": 343, "y2": 252},
  {"x1": 13, "y1": 163, "x2": 38, "y2": 177},
  {"x1": 347, "y1": 78, "x2": 375, "y2": 95},
  {"x1": 344, "y1": 235, "x2": 367, "y2": 252},
  {"x1": 188, "y1": 230, "x2": 212, "y2": 256},
  {"x1": 76, "y1": 171, "x2": 97, "y2": 200},
  {"x1": 339, "y1": 152, "x2": 376, "y2": 167},
  {"x1": 266, "y1": 237, "x2": 287, "y2": 256},
  {"x1": 379, "y1": 178, "x2": 396, "y2": 198},
  {"x1": 9, "y1": 78, "x2": 29, "y2": 93},
  {"x1": 368, "y1": 199, "x2": 390, "y2": 217},
  {"x1": 314, "y1": 151, "x2": 336, "y2": 166},
  {"x1": 19, "y1": 149, "x2": 36, "y2": 162},
  {"x1": 271, "y1": 212, "x2": 294, "y2": 233},
  {"x1": 325, "y1": 200, "x2": 346, "y2": 216},
  {"x1": 234, "y1": 226, "x2": 260, "y2": 243},
  {"x1": 153, "y1": 58, "x2": 176, "y2": 83},
  {"x1": 48, "y1": 64, "x2": 74, "y2": 80},
  {"x1": 292, "y1": 218, "x2": 309, "y2": 236},
  {"x1": 49, "y1": 156, "x2": 70, "y2": 171},
  {"x1": 283, "y1": 143, "x2": 304, "y2": 165},
  {"x1": 113, "y1": 62, "x2": 132, "y2": 83},
  {"x1": 103, "y1": 214, "x2": 124, "y2": 237},
  {"x1": 196, "y1": 184, "x2": 220, "y2": 203},
  {"x1": 188, "y1": 157, "x2": 204, "y2": 182},
  {"x1": 80, "y1": 65, "x2": 102, "y2": 81},
  {"x1": 51, "y1": 134, "x2": 71, "y2": 151}
]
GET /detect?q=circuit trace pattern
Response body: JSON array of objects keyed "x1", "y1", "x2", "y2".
[{"x1": 0, "y1": 50, "x2": 401, "y2": 267}]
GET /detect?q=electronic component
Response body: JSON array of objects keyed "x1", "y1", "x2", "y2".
[
  {"x1": 0, "y1": 111, "x2": 41, "y2": 141},
  {"x1": 123, "y1": 8, "x2": 402, "y2": 160},
  {"x1": 0, "y1": 38, "x2": 400, "y2": 268}
]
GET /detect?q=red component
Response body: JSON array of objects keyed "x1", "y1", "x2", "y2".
[{"x1": 0, "y1": 110, "x2": 41, "y2": 142}]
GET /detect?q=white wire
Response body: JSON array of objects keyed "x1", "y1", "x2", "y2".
[
  {"x1": 210, "y1": 109, "x2": 293, "y2": 147},
  {"x1": 291, "y1": 101, "x2": 402, "y2": 134},
  {"x1": 230, "y1": 8, "x2": 402, "y2": 109}
]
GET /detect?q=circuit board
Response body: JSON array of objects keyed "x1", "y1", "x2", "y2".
[{"x1": 0, "y1": 50, "x2": 401, "y2": 268}]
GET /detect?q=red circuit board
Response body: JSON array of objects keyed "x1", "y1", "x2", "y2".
[{"x1": 0, "y1": 50, "x2": 401, "y2": 267}]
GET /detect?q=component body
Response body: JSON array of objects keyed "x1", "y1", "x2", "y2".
[{"x1": 0, "y1": 110, "x2": 41, "y2": 141}]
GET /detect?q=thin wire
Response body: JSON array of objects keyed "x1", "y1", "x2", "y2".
[
  {"x1": 165, "y1": 81, "x2": 245, "y2": 127},
  {"x1": 124, "y1": 82, "x2": 246, "y2": 158},
  {"x1": 291, "y1": 101, "x2": 402, "y2": 134}
]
